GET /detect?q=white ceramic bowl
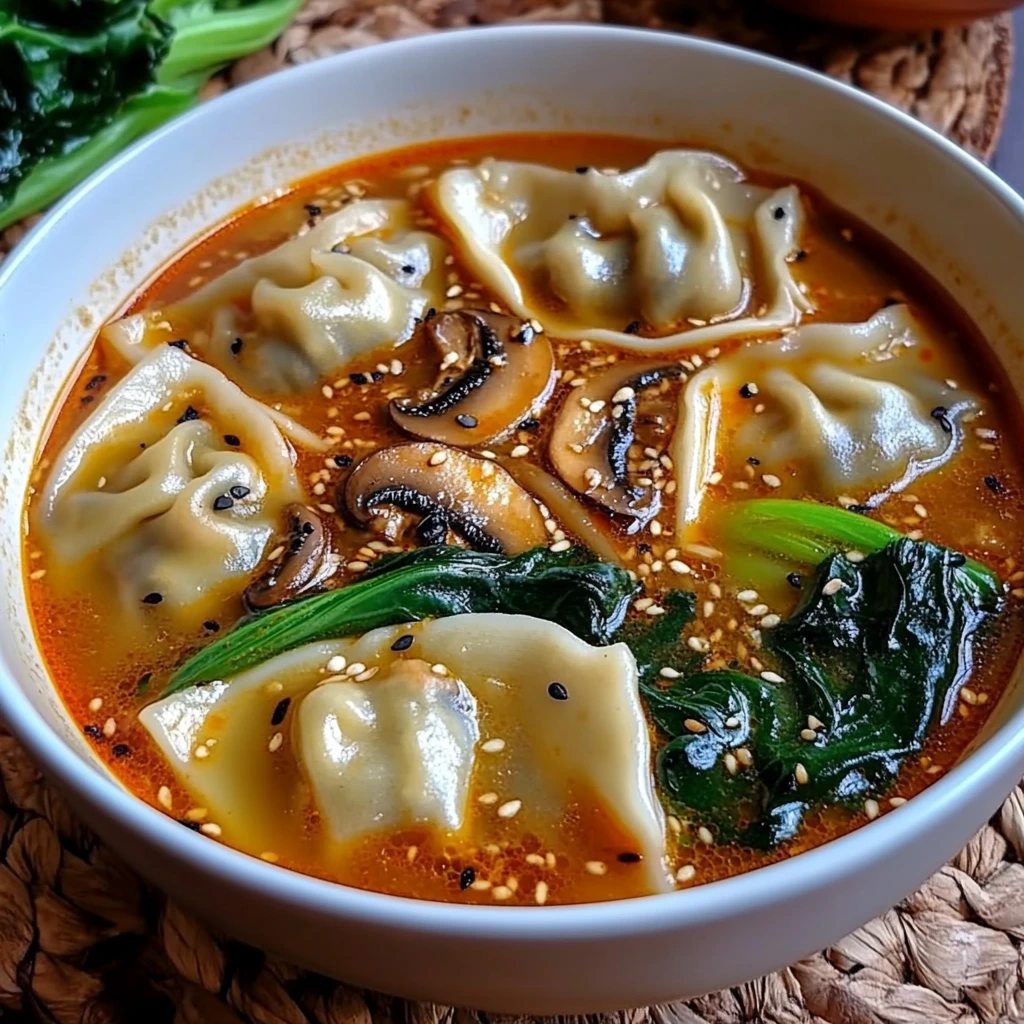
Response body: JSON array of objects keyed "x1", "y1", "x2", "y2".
[{"x1": 2, "y1": 25, "x2": 1024, "y2": 1014}]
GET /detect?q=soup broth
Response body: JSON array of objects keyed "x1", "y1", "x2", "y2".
[{"x1": 24, "y1": 134, "x2": 1024, "y2": 905}]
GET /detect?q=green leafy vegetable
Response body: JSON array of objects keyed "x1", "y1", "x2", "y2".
[
  {"x1": 0, "y1": 0, "x2": 302, "y2": 230},
  {"x1": 639, "y1": 536, "x2": 1002, "y2": 848},
  {"x1": 165, "y1": 545, "x2": 638, "y2": 696},
  {"x1": 716, "y1": 498, "x2": 997, "y2": 594}
]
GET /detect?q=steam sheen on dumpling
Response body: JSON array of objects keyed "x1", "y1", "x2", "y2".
[
  {"x1": 434, "y1": 151, "x2": 812, "y2": 349},
  {"x1": 671, "y1": 305, "x2": 979, "y2": 536},
  {"x1": 101, "y1": 200, "x2": 449, "y2": 394},
  {"x1": 140, "y1": 614, "x2": 672, "y2": 895},
  {"x1": 37, "y1": 346, "x2": 324, "y2": 618}
]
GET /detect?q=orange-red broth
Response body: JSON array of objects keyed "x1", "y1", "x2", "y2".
[{"x1": 23, "y1": 134, "x2": 1024, "y2": 904}]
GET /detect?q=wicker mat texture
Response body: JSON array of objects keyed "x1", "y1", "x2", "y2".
[{"x1": 1, "y1": 2, "x2": 1022, "y2": 1022}]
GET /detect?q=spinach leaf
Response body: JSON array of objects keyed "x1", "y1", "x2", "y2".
[
  {"x1": 641, "y1": 537, "x2": 1002, "y2": 849},
  {"x1": 165, "y1": 545, "x2": 638, "y2": 695}
]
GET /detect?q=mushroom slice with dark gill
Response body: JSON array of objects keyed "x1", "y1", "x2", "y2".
[
  {"x1": 244, "y1": 504, "x2": 335, "y2": 611},
  {"x1": 343, "y1": 441, "x2": 548, "y2": 554},
  {"x1": 549, "y1": 362, "x2": 682, "y2": 525},
  {"x1": 390, "y1": 309, "x2": 555, "y2": 445}
]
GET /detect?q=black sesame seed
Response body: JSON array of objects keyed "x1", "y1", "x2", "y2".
[
  {"x1": 223, "y1": 434, "x2": 240, "y2": 447},
  {"x1": 370, "y1": 370, "x2": 385, "y2": 383},
  {"x1": 142, "y1": 592, "x2": 163, "y2": 605},
  {"x1": 793, "y1": 249, "x2": 808, "y2": 261},
  {"x1": 231, "y1": 337, "x2": 244, "y2": 355},
  {"x1": 333, "y1": 454, "x2": 353, "y2": 467},
  {"x1": 229, "y1": 485, "x2": 250, "y2": 500},
  {"x1": 213, "y1": 495, "x2": 234, "y2": 511},
  {"x1": 567, "y1": 213, "x2": 577, "y2": 220},
  {"x1": 271, "y1": 697, "x2": 292, "y2": 727},
  {"x1": 624, "y1": 320, "x2": 641, "y2": 335},
  {"x1": 84, "y1": 724, "x2": 101, "y2": 739},
  {"x1": 179, "y1": 819, "x2": 201, "y2": 831},
  {"x1": 113, "y1": 743, "x2": 130, "y2": 758},
  {"x1": 85, "y1": 374, "x2": 106, "y2": 390},
  {"x1": 391, "y1": 634, "x2": 415, "y2": 652},
  {"x1": 513, "y1": 324, "x2": 535, "y2": 345},
  {"x1": 136, "y1": 672, "x2": 152, "y2": 695},
  {"x1": 518, "y1": 417, "x2": 540, "y2": 431},
  {"x1": 617, "y1": 851, "x2": 642, "y2": 864},
  {"x1": 747, "y1": 456, "x2": 760, "y2": 466},
  {"x1": 349, "y1": 372, "x2": 369, "y2": 384},
  {"x1": 459, "y1": 866, "x2": 475, "y2": 890},
  {"x1": 455, "y1": 413, "x2": 478, "y2": 428},
  {"x1": 168, "y1": 339, "x2": 188, "y2": 350},
  {"x1": 847, "y1": 503, "x2": 872, "y2": 514},
  {"x1": 930, "y1": 406, "x2": 953, "y2": 433},
  {"x1": 637, "y1": 542, "x2": 651, "y2": 554},
  {"x1": 949, "y1": 552, "x2": 967, "y2": 567},
  {"x1": 424, "y1": 307, "x2": 437, "y2": 321},
  {"x1": 401, "y1": 264, "x2": 416, "y2": 274},
  {"x1": 203, "y1": 620, "x2": 219, "y2": 632},
  {"x1": 984, "y1": 475, "x2": 1005, "y2": 493},
  {"x1": 139, "y1": 443, "x2": 147, "y2": 449},
  {"x1": 772, "y1": 207, "x2": 785, "y2": 220},
  {"x1": 548, "y1": 681, "x2": 569, "y2": 701},
  {"x1": 739, "y1": 383, "x2": 758, "y2": 399},
  {"x1": 786, "y1": 572, "x2": 803, "y2": 589},
  {"x1": 575, "y1": 166, "x2": 589, "y2": 174},
  {"x1": 81, "y1": 395, "x2": 94, "y2": 405},
  {"x1": 177, "y1": 405, "x2": 199, "y2": 424},
  {"x1": 304, "y1": 203, "x2": 322, "y2": 217}
]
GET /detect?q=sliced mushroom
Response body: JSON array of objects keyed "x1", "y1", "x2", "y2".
[
  {"x1": 390, "y1": 309, "x2": 555, "y2": 445},
  {"x1": 549, "y1": 362, "x2": 682, "y2": 524},
  {"x1": 244, "y1": 504, "x2": 336, "y2": 611},
  {"x1": 343, "y1": 441, "x2": 547, "y2": 554}
]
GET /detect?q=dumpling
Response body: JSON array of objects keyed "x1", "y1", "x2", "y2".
[
  {"x1": 36, "y1": 345, "x2": 325, "y2": 618},
  {"x1": 140, "y1": 614, "x2": 671, "y2": 894},
  {"x1": 671, "y1": 305, "x2": 980, "y2": 536},
  {"x1": 433, "y1": 150, "x2": 812, "y2": 350},
  {"x1": 101, "y1": 199, "x2": 449, "y2": 394}
]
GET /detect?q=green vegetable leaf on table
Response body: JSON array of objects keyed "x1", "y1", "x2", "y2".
[
  {"x1": 0, "y1": 0, "x2": 303, "y2": 231},
  {"x1": 637, "y1": 501, "x2": 1003, "y2": 848},
  {"x1": 165, "y1": 545, "x2": 639, "y2": 696}
]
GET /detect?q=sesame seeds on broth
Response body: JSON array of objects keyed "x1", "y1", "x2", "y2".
[{"x1": 23, "y1": 133, "x2": 1024, "y2": 905}]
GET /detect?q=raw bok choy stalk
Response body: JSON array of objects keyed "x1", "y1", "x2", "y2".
[
  {"x1": 632, "y1": 502, "x2": 1003, "y2": 849},
  {"x1": 0, "y1": 0, "x2": 302, "y2": 231},
  {"x1": 164, "y1": 545, "x2": 639, "y2": 696}
]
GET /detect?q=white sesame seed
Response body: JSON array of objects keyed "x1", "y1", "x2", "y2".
[
  {"x1": 355, "y1": 667, "x2": 379, "y2": 682},
  {"x1": 724, "y1": 753, "x2": 739, "y2": 775},
  {"x1": 510, "y1": 444, "x2": 530, "y2": 458},
  {"x1": 669, "y1": 560, "x2": 692, "y2": 575},
  {"x1": 321, "y1": 384, "x2": 334, "y2": 399},
  {"x1": 268, "y1": 732, "x2": 283, "y2": 753},
  {"x1": 185, "y1": 807, "x2": 208, "y2": 822},
  {"x1": 431, "y1": 663, "x2": 448, "y2": 676},
  {"x1": 102, "y1": 717, "x2": 116, "y2": 738},
  {"x1": 534, "y1": 881, "x2": 549, "y2": 905},
  {"x1": 492, "y1": 885, "x2": 512, "y2": 900},
  {"x1": 634, "y1": 597, "x2": 654, "y2": 611},
  {"x1": 391, "y1": 359, "x2": 404, "y2": 375},
  {"x1": 761, "y1": 473, "x2": 782, "y2": 489},
  {"x1": 822, "y1": 578, "x2": 846, "y2": 596},
  {"x1": 660, "y1": 666, "x2": 681, "y2": 679},
  {"x1": 687, "y1": 636, "x2": 710, "y2": 653},
  {"x1": 88, "y1": 697, "x2": 103, "y2": 713},
  {"x1": 497, "y1": 799, "x2": 522, "y2": 819},
  {"x1": 676, "y1": 865, "x2": 696, "y2": 883},
  {"x1": 545, "y1": 852, "x2": 557, "y2": 869},
  {"x1": 353, "y1": 411, "x2": 371, "y2": 422},
  {"x1": 975, "y1": 427, "x2": 998, "y2": 440},
  {"x1": 612, "y1": 386, "x2": 636, "y2": 403},
  {"x1": 889, "y1": 796, "x2": 907, "y2": 807},
  {"x1": 736, "y1": 747, "x2": 753, "y2": 767},
  {"x1": 794, "y1": 763, "x2": 809, "y2": 785},
  {"x1": 864, "y1": 798, "x2": 880, "y2": 820},
  {"x1": 470, "y1": 879, "x2": 492, "y2": 891},
  {"x1": 267, "y1": 545, "x2": 286, "y2": 561},
  {"x1": 157, "y1": 786, "x2": 173, "y2": 810},
  {"x1": 697, "y1": 826, "x2": 714, "y2": 845},
  {"x1": 478, "y1": 792, "x2": 498, "y2": 805},
  {"x1": 326, "y1": 655, "x2": 347, "y2": 673},
  {"x1": 684, "y1": 719, "x2": 707, "y2": 734},
  {"x1": 807, "y1": 715, "x2": 825, "y2": 731},
  {"x1": 747, "y1": 603, "x2": 769, "y2": 617},
  {"x1": 588, "y1": 399, "x2": 606, "y2": 414},
  {"x1": 200, "y1": 822, "x2": 222, "y2": 837},
  {"x1": 760, "y1": 614, "x2": 781, "y2": 628},
  {"x1": 800, "y1": 728, "x2": 818, "y2": 742},
  {"x1": 549, "y1": 539, "x2": 571, "y2": 552},
  {"x1": 481, "y1": 738, "x2": 506, "y2": 753},
  {"x1": 845, "y1": 550, "x2": 865, "y2": 563},
  {"x1": 667, "y1": 815, "x2": 683, "y2": 834},
  {"x1": 725, "y1": 716, "x2": 741, "y2": 728},
  {"x1": 736, "y1": 589, "x2": 759, "y2": 603},
  {"x1": 650, "y1": 520, "x2": 663, "y2": 536},
  {"x1": 345, "y1": 662, "x2": 366, "y2": 676},
  {"x1": 347, "y1": 560, "x2": 369, "y2": 572},
  {"x1": 585, "y1": 860, "x2": 607, "y2": 876},
  {"x1": 428, "y1": 449, "x2": 448, "y2": 466},
  {"x1": 645, "y1": 605, "x2": 666, "y2": 617},
  {"x1": 760, "y1": 670, "x2": 785, "y2": 684},
  {"x1": 445, "y1": 284, "x2": 464, "y2": 298}
]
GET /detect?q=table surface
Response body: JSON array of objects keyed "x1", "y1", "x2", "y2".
[{"x1": 991, "y1": 9, "x2": 1024, "y2": 189}]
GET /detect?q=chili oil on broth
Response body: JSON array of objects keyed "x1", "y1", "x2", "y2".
[{"x1": 22, "y1": 133, "x2": 1024, "y2": 905}]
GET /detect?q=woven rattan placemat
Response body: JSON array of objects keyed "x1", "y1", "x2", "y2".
[{"x1": 1, "y1": 3, "x2": 1021, "y2": 1022}]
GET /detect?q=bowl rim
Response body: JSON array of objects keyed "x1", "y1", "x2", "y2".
[{"x1": 4, "y1": 21, "x2": 1024, "y2": 940}]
